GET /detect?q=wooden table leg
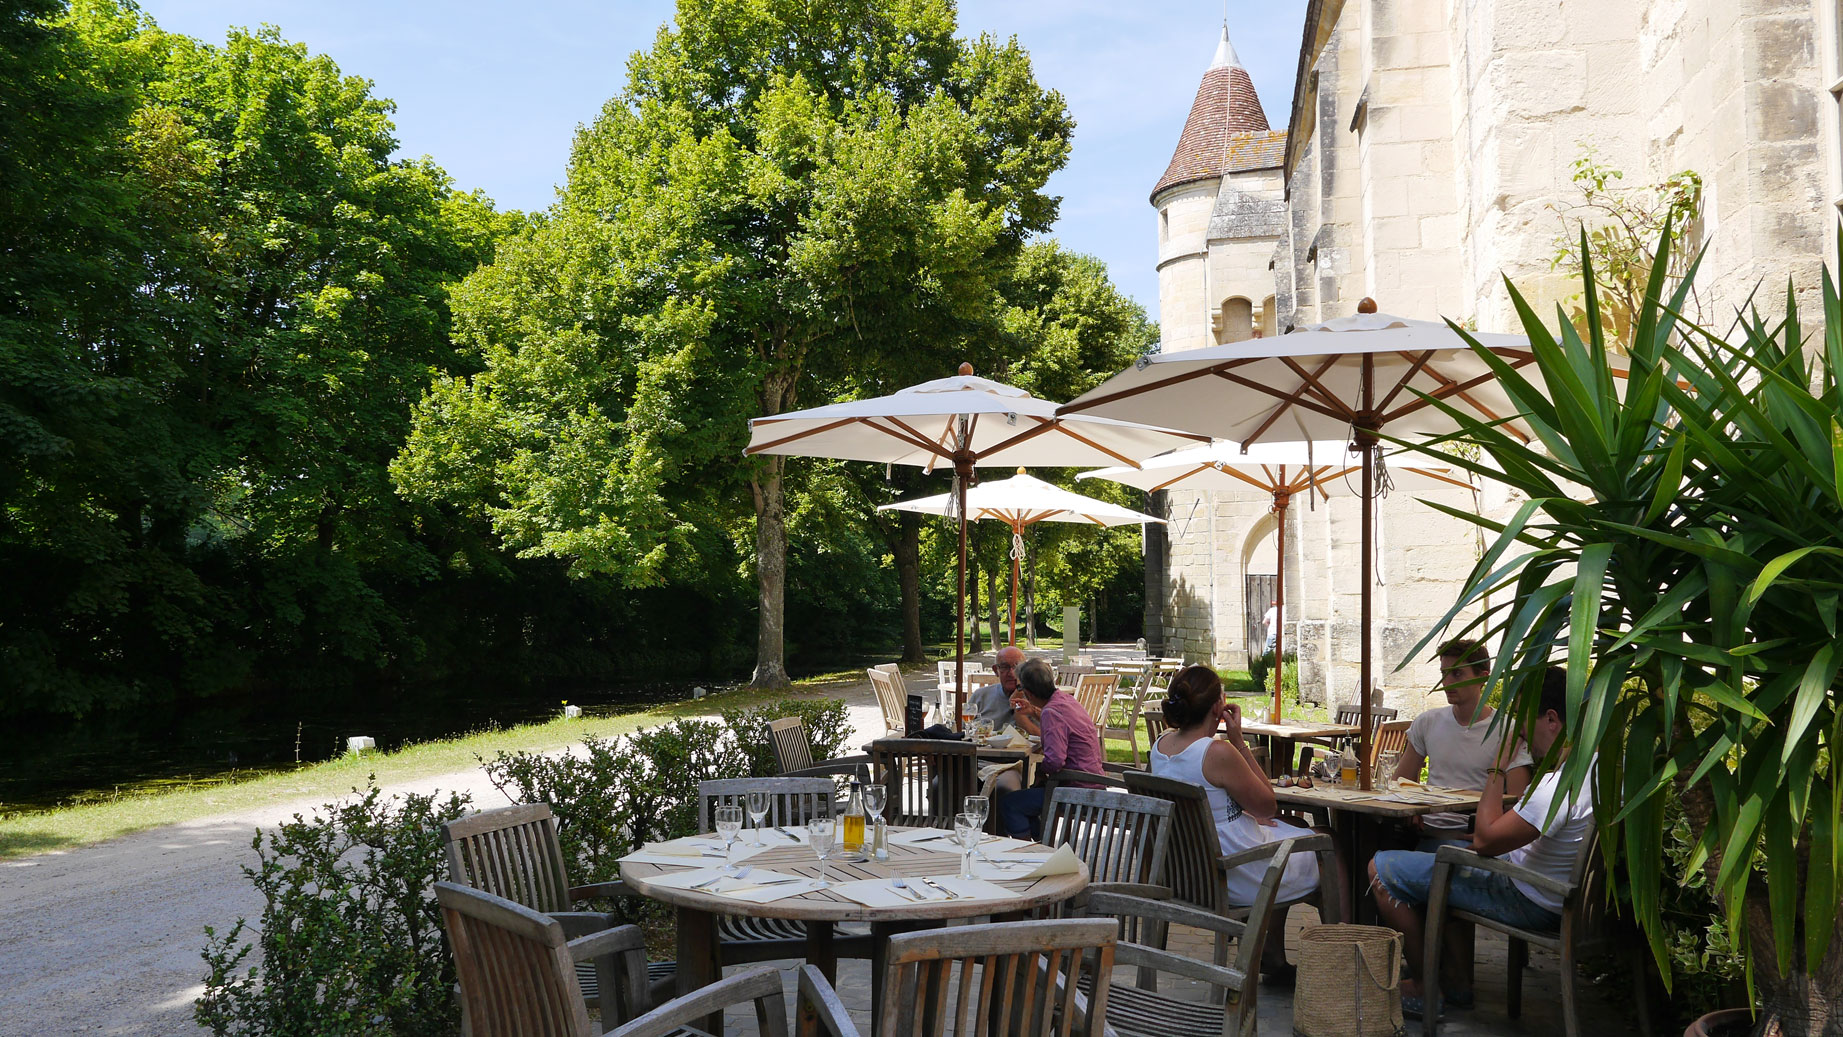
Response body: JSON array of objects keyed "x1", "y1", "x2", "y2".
[{"x1": 675, "y1": 907, "x2": 722, "y2": 1034}]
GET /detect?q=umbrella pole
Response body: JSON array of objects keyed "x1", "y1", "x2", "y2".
[
  {"x1": 1009, "y1": 522, "x2": 1021, "y2": 645},
  {"x1": 1356, "y1": 425, "x2": 1377, "y2": 790},
  {"x1": 1272, "y1": 491, "x2": 1289, "y2": 726},
  {"x1": 955, "y1": 456, "x2": 971, "y2": 731}
]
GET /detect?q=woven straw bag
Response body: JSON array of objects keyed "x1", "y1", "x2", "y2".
[{"x1": 1292, "y1": 923, "x2": 1405, "y2": 1037}]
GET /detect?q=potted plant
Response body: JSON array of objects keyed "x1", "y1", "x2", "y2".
[{"x1": 1404, "y1": 231, "x2": 1841, "y2": 1036}]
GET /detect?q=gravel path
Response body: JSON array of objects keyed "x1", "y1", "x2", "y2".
[{"x1": 0, "y1": 677, "x2": 896, "y2": 1037}]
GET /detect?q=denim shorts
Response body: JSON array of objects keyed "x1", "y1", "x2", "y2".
[{"x1": 1373, "y1": 850, "x2": 1560, "y2": 933}]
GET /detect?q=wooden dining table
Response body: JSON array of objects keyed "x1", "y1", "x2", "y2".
[
  {"x1": 619, "y1": 827, "x2": 1087, "y2": 1034},
  {"x1": 1237, "y1": 718, "x2": 1361, "y2": 776},
  {"x1": 1271, "y1": 780, "x2": 1501, "y2": 923}
]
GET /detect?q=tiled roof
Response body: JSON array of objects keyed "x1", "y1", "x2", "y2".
[{"x1": 1152, "y1": 30, "x2": 1280, "y2": 201}]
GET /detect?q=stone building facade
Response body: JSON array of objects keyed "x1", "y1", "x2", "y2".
[{"x1": 1146, "y1": 1, "x2": 1838, "y2": 711}]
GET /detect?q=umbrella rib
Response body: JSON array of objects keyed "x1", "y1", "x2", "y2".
[
  {"x1": 867, "y1": 417, "x2": 961, "y2": 459},
  {"x1": 1402, "y1": 467, "x2": 1477, "y2": 490},
  {"x1": 745, "y1": 416, "x2": 864, "y2": 455},
  {"x1": 1373, "y1": 350, "x2": 1437, "y2": 413},
  {"x1": 1381, "y1": 361, "x2": 1533, "y2": 443},
  {"x1": 1231, "y1": 358, "x2": 1351, "y2": 445},
  {"x1": 978, "y1": 416, "x2": 1062, "y2": 459},
  {"x1": 1279, "y1": 355, "x2": 1354, "y2": 415},
  {"x1": 1059, "y1": 357, "x2": 1267, "y2": 413},
  {"x1": 1147, "y1": 465, "x2": 1216, "y2": 493}
]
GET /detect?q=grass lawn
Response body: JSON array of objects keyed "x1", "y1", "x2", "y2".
[{"x1": 0, "y1": 680, "x2": 851, "y2": 861}]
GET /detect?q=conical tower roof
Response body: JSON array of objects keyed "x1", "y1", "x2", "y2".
[{"x1": 1152, "y1": 24, "x2": 1273, "y2": 201}]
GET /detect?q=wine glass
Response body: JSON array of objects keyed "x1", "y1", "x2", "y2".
[
  {"x1": 963, "y1": 794, "x2": 990, "y2": 857},
  {"x1": 746, "y1": 790, "x2": 770, "y2": 846},
  {"x1": 714, "y1": 805, "x2": 744, "y2": 875},
  {"x1": 953, "y1": 812, "x2": 981, "y2": 880},
  {"x1": 862, "y1": 784, "x2": 886, "y2": 832},
  {"x1": 808, "y1": 817, "x2": 837, "y2": 888}
]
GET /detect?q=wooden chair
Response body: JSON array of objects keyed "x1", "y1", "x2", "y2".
[
  {"x1": 868, "y1": 737, "x2": 980, "y2": 828},
  {"x1": 1142, "y1": 710, "x2": 1168, "y2": 754},
  {"x1": 1423, "y1": 833, "x2": 1646, "y2": 1037},
  {"x1": 442, "y1": 803, "x2": 673, "y2": 1011},
  {"x1": 695, "y1": 779, "x2": 869, "y2": 966},
  {"x1": 877, "y1": 918, "x2": 1116, "y2": 1037},
  {"x1": 436, "y1": 880, "x2": 654, "y2": 1036},
  {"x1": 607, "y1": 963, "x2": 861, "y2": 1037},
  {"x1": 1297, "y1": 704, "x2": 1403, "y2": 773},
  {"x1": 1042, "y1": 786, "x2": 1173, "y2": 888},
  {"x1": 868, "y1": 667, "x2": 908, "y2": 736},
  {"x1": 1122, "y1": 772, "x2": 1341, "y2": 972},
  {"x1": 1098, "y1": 666, "x2": 1156, "y2": 768},
  {"x1": 1072, "y1": 673, "x2": 1119, "y2": 742},
  {"x1": 1370, "y1": 718, "x2": 1411, "y2": 769},
  {"x1": 1074, "y1": 837, "x2": 1311, "y2": 1037},
  {"x1": 764, "y1": 716, "x2": 871, "y2": 779}
]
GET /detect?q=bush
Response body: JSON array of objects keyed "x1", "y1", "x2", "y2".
[
  {"x1": 482, "y1": 697, "x2": 857, "y2": 888},
  {"x1": 195, "y1": 783, "x2": 471, "y2": 1037}
]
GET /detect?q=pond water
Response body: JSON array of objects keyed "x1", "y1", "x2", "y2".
[{"x1": 0, "y1": 678, "x2": 704, "y2": 816}]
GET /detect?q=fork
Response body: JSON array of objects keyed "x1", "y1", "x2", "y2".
[
  {"x1": 890, "y1": 876, "x2": 924, "y2": 902},
  {"x1": 692, "y1": 866, "x2": 749, "y2": 891}
]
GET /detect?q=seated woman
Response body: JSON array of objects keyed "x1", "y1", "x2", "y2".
[{"x1": 1150, "y1": 664, "x2": 1343, "y2": 983}]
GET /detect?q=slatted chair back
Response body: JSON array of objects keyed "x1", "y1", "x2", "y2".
[
  {"x1": 697, "y1": 777, "x2": 838, "y2": 831},
  {"x1": 766, "y1": 716, "x2": 816, "y2": 774},
  {"x1": 1099, "y1": 673, "x2": 1154, "y2": 768},
  {"x1": 878, "y1": 918, "x2": 1115, "y2": 1037},
  {"x1": 442, "y1": 803, "x2": 573, "y2": 915},
  {"x1": 1333, "y1": 703, "x2": 1399, "y2": 734},
  {"x1": 868, "y1": 667, "x2": 907, "y2": 736},
  {"x1": 1121, "y1": 770, "x2": 1227, "y2": 914},
  {"x1": 1368, "y1": 718, "x2": 1412, "y2": 768},
  {"x1": 1142, "y1": 709, "x2": 1168, "y2": 751},
  {"x1": 868, "y1": 738, "x2": 980, "y2": 829},
  {"x1": 1042, "y1": 787, "x2": 1173, "y2": 887},
  {"x1": 437, "y1": 881, "x2": 601, "y2": 1037},
  {"x1": 1072, "y1": 673, "x2": 1118, "y2": 737}
]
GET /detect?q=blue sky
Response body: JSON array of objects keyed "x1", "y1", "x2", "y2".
[{"x1": 138, "y1": 2, "x2": 1307, "y2": 324}]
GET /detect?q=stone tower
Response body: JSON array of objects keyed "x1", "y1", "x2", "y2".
[{"x1": 1152, "y1": 25, "x2": 1288, "y2": 354}]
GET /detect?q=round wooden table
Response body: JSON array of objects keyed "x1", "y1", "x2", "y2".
[{"x1": 621, "y1": 828, "x2": 1088, "y2": 1033}]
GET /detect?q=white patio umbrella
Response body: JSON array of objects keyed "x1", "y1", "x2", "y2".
[
  {"x1": 1062, "y1": 301, "x2": 1611, "y2": 786},
  {"x1": 747, "y1": 363, "x2": 1206, "y2": 723},
  {"x1": 878, "y1": 470, "x2": 1164, "y2": 644},
  {"x1": 1079, "y1": 440, "x2": 1474, "y2": 726}
]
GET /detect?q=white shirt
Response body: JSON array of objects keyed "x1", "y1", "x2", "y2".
[
  {"x1": 1261, "y1": 606, "x2": 1277, "y2": 635},
  {"x1": 1504, "y1": 757, "x2": 1598, "y2": 913},
  {"x1": 1407, "y1": 705, "x2": 1532, "y2": 830}
]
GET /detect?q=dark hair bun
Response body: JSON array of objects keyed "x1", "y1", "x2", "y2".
[{"x1": 1162, "y1": 664, "x2": 1223, "y2": 729}]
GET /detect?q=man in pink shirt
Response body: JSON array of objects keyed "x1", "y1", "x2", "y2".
[{"x1": 997, "y1": 658, "x2": 1105, "y2": 838}]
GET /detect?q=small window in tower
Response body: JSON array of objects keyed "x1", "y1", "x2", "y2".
[{"x1": 1160, "y1": 210, "x2": 1169, "y2": 244}]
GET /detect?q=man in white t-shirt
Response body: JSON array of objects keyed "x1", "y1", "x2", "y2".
[
  {"x1": 1260, "y1": 601, "x2": 1278, "y2": 655},
  {"x1": 1394, "y1": 638, "x2": 1532, "y2": 842},
  {"x1": 1368, "y1": 667, "x2": 1596, "y2": 1018}
]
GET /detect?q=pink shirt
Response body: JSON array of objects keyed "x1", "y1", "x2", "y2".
[{"x1": 1038, "y1": 690, "x2": 1106, "y2": 779}]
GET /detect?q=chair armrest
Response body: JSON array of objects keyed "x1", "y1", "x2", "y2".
[
  {"x1": 1083, "y1": 889, "x2": 1249, "y2": 939},
  {"x1": 1432, "y1": 843, "x2": 1574, "y2": 900},
  {"x1": 570, "y1": 880, "x2": 635, "y2": 902},
  {"x1": 1216, "y1": 832, "x2": 1333, "y2": 873},
  {"x1": 1113, "y1": 940, "x2": 1248, "y2": 990},
  {"x1": 1047, "y1": 770, "x2": 1128, "y2": 789},
  {"x1": 608, "y1": 967, "x2": 784, "y2": 1037},
  {"x1": 797, "y1": 964, "x2": 864, "y2": 1037},
  {"x1": 550, "y1": 910, "x2": 619, "y2": 940},
  {"x1": 1080, "y1": 882, "x2": 1173, "y2": 901},
  {"x1": 782, "y1": 760, "x2": 869, "y2": 779},
  {"x1": 566, "y1": 923, "x2": 646, "y2": 964}
]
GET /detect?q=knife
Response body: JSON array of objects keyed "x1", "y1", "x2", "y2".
[
  {"x1": 774, "y1": 826, "x2": 798, "y2": 841},
  {"x1": 920, "y1": 876, "x2": 961, "y2": 899}
]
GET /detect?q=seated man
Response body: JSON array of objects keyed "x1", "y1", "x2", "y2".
[
  {"x1": 967, "y1": 645, "x2": 1022, "y2": 731},
  {"x1": 995, "y1": 658, "x2": 1105, "y2": 839},
  {"x1": 1394, "y1": 637, "x2": 1532, "y2": 846},
  {"x1": 1369, "y1": 667, "x2": 1596, "y2": 1018}
]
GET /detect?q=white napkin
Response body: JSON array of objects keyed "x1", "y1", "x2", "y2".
[
  {"x1": 888, "y1": 827, "x2": 958, "y2": 848},
  {"x1": 832, "y1": 875, "x2": 1020, "y2": 907},
  {"x1": 620, "y1": 837, "x2": 768, "y2": 867},
  {"x1": 648, "y1": 867, "x2": 822, "y2": 902},
  {"x1": 972, "y1": 843, "x2": 1082, "y2": 880}
]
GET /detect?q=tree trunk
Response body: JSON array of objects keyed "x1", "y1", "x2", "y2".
[
  {"x1": 895, "y1": 511, "x2": 925, "y2": 662},
  {"x1": 986, "y1": 563, "x2": 1002, "y2": 650},
  {"x1": 749, "y1": 452, "x2": 790, "y2": 689},
  {"x1": 969, "y1": 562, "x2": 983, "y2": 654}
]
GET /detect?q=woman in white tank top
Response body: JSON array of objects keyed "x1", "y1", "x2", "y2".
[{"x1": 1150, "y1": 664, "x2": 1343, "y2": 980}]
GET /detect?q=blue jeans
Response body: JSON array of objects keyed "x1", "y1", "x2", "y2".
[
  {"x1": 1373, "y1": 850, "x2": 1560, "y2": 933},
  {"x1": 999, "y1": 787, "x2": 1044, "y2": 839}
]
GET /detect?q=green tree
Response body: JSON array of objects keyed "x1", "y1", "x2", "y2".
[{"x1": 395, "y1": 0, "x2": 1073, "y2": 686}]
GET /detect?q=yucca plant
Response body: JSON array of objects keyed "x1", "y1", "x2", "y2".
[{"x1": 1403, "y1": 229, "x2": 1842, "y2": 1036}]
